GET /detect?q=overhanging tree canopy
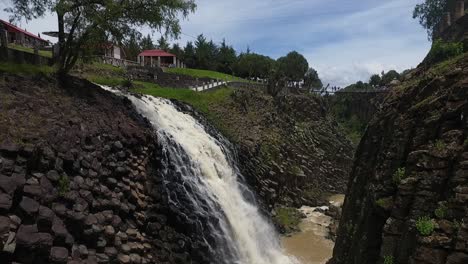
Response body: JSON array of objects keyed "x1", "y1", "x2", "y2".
[
  {"x1": 413, "y1": 0, "x2": 447, "y2": 40},
  {"x1": 5, "y1": 0, "x2": 196, "y2": 73}
]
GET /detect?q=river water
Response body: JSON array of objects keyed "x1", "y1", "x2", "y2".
[{"x1": 283, "y1": 195, "x2": 345, "y2": 264}]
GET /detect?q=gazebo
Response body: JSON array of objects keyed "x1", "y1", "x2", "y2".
[{"x1": 137, "y1": 49, "x2": 185, "y2": 68}]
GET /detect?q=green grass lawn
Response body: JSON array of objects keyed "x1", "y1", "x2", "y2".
[
  {"x1": 166, "y1": 67, "x2": 246, "y2": 82},
  {"x1": 8, "y1": 44, "x2": 53, "y2": 58},
  {"x1": 89, "y1": 75, "x2": 233, "y2": 114},
  {"x1": 0, "y1": 62, "x2": 56, "y2": 75}
]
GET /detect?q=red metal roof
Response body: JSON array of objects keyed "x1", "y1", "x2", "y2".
[
  {"x1": 0, "y1": 19, "x2": 49, "y2": 43},
  {"x1": 138, "y1": 49, "x2": 175, "y2": 57}
]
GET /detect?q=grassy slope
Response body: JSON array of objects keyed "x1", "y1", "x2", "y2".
[
  {"x1": 166, "y1": 67, "x2": 245, "y2": 82},
  {"x1": 8, "y1": 44, "x2": 53, "y2": 58},
  {"x1": 0, "y1": 62, "x2": 55, "y2": 75}
]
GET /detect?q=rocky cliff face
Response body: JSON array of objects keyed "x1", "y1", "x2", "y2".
[
  {"x1": 206, "y1": 88, "x2": 354, "y2": 209},
  {"x1": 330, "y1": 54, "x2": 468, "y2": 264},
  {"x1": 0, "y1": 73, "x2": 210, "y2": 264}
]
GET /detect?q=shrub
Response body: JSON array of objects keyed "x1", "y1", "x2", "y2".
[
  {"x1": 434, "y1": 204, "x2": 448, "y2": 219},
  {"x1": 425, "y1": 39, "x2": 464, "y2": 65},
  {"x1": 376, "y1": 197, "x2": 393, "y2": 210},
  {"x1": 393, "y1": 167, "x2": 406, "y2": 184},
  {"x1": 121, "y1": 79, "x2": 133, "y2": 88},
  {"x1": 383, "y1": 255, "x2": 394, "y2": 264},
  {"x1": 58, "y1": 174, "x2": 70, "y2": 197},
  {"x1": 416, "y1": 216, "x2": 434, "y2": 236},
  {"x1": 434, "y1": 140, "x2": 445, "y2": 152}
]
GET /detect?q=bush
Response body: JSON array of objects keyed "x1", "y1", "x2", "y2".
[
  {"x1": 416, "y1": 216, "x2": 434, "y2": 236},
  {"x1": 121, "y1": 79, "x2": 133, "y2": 89},
  {"x1": 376, "y1": 197, "x2": 393, "y2": 210},
  {"x1": 393, "y1": 167, "x2": 406, "y2": 184},
  {"x1": 383, "y1": 255, "x2": 394, "y2": 264},
  {"x1": 425, "y1": 39, "x2": 464, "y2": 65},
  {"x1": 434, "y1": 204, "x2": 448, "y2": 219},
  {"x1": 58, "y1": 174, "x2": 70, "y2": 197},
  {"x1": 434, "y1": 140, "x2": 445, "y2": 152}
]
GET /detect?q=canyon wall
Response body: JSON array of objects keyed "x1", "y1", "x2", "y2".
[
  {"x1": 330, "y1": 55, "x2": 468, "y2": 264},
  {"x1": 0, "y1": 73, "x2": 210, "y2": 264}
]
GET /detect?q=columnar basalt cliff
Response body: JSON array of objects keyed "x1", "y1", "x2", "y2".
[
  {"x1": 330, "y1": 55, "x2": 468, "y2": 264},
  {"x1": 0, "y1": 73, "x2": 212, "y2": 263},
  {"x1": 206, "y1": 88, "x2": 354, "y2": 209}
]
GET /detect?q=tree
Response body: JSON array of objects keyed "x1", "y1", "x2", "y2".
[
  {"x1": 304, "y1": 68, "x2": 323, "y2": 88},
  {"x1": 140, "y1": 34, "x2": 155, "y2": 51},
  {"x1": 380, "y1": 70, "x2": 400, "y2": 86},
  {"x1": 234, "y1": 53, "x2": 275, "y2": 79},
  {"x1": 157, "y1": 36, "x2": 170, "y2": 51},
  {"x1": 6, "y1": 0, "x2": 196, "y2": 73},
  {"x1": 216, "y1": 39, "x2": 237, "y2": 74},
  {"x1": 169, "y1": 43, "x2": 184, "y2": 59},
  {"x1": 123, "y1": 33, "x2": 141, "y2": 61},
  {"x1": 277, "y1": 51, "x2": 309, "y2": 83},
  {"x1": 413, "y1": 0, "x2": 447, "y2": 40},
  {"x1": 369, "y1": 74, "x2": 381, "y2": 87},
  {"x1": 183, "y1": 41, "x2": 196, "y2": 68}
]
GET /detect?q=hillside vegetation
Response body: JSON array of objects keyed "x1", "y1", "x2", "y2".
[{"x1": 166, "y1": 67, "x2": 245, "y2": 82}]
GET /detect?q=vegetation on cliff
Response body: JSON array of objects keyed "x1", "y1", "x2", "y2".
[{"x1": 330, "y1": 53, "x2": 468, "y2": 264}]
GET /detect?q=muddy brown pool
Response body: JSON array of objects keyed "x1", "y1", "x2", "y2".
[{"x1": 282, "y1": 195, "x2": 345, "y2": 264}]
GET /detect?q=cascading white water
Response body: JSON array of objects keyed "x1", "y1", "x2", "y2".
[{"x1": 101, "y1": 86, "x2": 299, "y2": 264}]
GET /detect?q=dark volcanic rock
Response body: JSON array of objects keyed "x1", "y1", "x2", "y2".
[
  {"x1": 49, "y1": 246, "x2": 69, "y2": 263},
  {"x1": 330, "y1": 55, "x2": 468, "y2": 264},
  {"x1": 0, "y1": 73, "x2": 217, "y2": 264}
]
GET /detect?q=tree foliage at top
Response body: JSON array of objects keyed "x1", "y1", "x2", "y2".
[
  {"x1": 139, "y1": 34, "x2": 154, "y2": 51},
  {"x1": 380, "y1": 70, "x2": 400, "y2": 86},
  {"x1": 369, "y1": 74, "x2": 381, "y2": 87},
  {"x1": 234, "y1": 53, "x2": 275, "y2": 79},
  {"x1": 413, "y1": 0, "x2": 447, "y2": 40},
  {"x1": 157, "y1": 36, "x2": 170, "y2": 51},
  {"x1": 5, "y1": 0, "x2": 196, "y2": 73},
  {"x1": 123, "y1": 32, "x2": 141, "y2": 61},
  {"x1": 277, "y1": 51, "x2": 309, "y2": 82},
  {"x1": 304, "y1": 68, "x2": 323, "y2": 88}
]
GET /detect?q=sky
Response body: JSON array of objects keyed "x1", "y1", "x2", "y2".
[{"x1": 0, "y1": 0, "x2": 431, "y2": 87}]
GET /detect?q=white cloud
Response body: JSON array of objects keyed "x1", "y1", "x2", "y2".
[{"x1": 0, "y1": 0, "x2": 430, "y2": 87}]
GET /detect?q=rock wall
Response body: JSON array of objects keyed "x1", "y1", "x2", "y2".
[
  {"x1": 329, "y1": 92, "x2": 387, "y2": 128},
  {"x1": 330, "y1": 55, "x2": 468, "y2": 264},
  {"x1": 0, "y1": 73, "x2": 210, "y2": 264},
  {"x1": 205, "y1": 87, "x2": 354, "y2": 209}
]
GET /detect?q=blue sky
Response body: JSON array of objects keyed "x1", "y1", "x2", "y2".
[{"x1": 0, "y1": 0, "x2": 431, "y2": 87}]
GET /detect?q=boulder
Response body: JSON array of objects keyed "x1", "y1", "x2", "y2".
[
  {"x1": 0, "y1": 193, "x2": 12, "y2": 211},
  {"x1": 0, "y1": 141, "x2": 20, "y2": 157},
  {"x1": 46, "y1": 170, "x2": 60, "y2": 182},
  {"x1": 117, "y1": 254, "x2": 131, "y2": 264},
  {"x1": 19, "y1": 196, "x2": 40, "y2": 217},
  {"x1": 49, "y1": 246, "x2": 69, "y2": 263},
  {"x1": 37, "y1": 206, "x2": 55, "y2": 232},
  {"x1": 0, "y1": 216, "x2": 10, "y2": 235},
  {"x1": 446, "y1": 252, "x2": 468, "y2": 264},
  {"x1": 16, "y1": 225, "x2": 53, "y2": 250}
]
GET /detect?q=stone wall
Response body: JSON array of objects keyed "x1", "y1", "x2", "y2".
[
  {"x1": 202, "y1": 87, "x2": 354, "y2": 210},
  {"x1": 0, "y1": 73, "x2": 211, "y2": 264},
  {"x1": 1, "y1": 48, "x2": 52, "y2": 65},
  {"x1": 330, "y1": 55, "x2": 468, "y2": 264}
]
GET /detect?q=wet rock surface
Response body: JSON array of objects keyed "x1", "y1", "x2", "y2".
[
  {"x1": 330, "y1": 55, "x2": 468, "y2": 264},
  {"x1": 0, "y1": 73, "x2": 211, "y2": 263}
]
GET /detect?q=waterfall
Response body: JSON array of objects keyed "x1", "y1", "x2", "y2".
[{"x1": 101, "y1": 86, "x2": 299, "y2": 264}]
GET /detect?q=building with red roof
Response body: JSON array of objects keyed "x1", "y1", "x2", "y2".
[
  {"x1": 0, "y1": 19, "x2": 49, "y2": 47},
  {"x1": 137, "y1": 49, "x2": 185, "y2": 68}
]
